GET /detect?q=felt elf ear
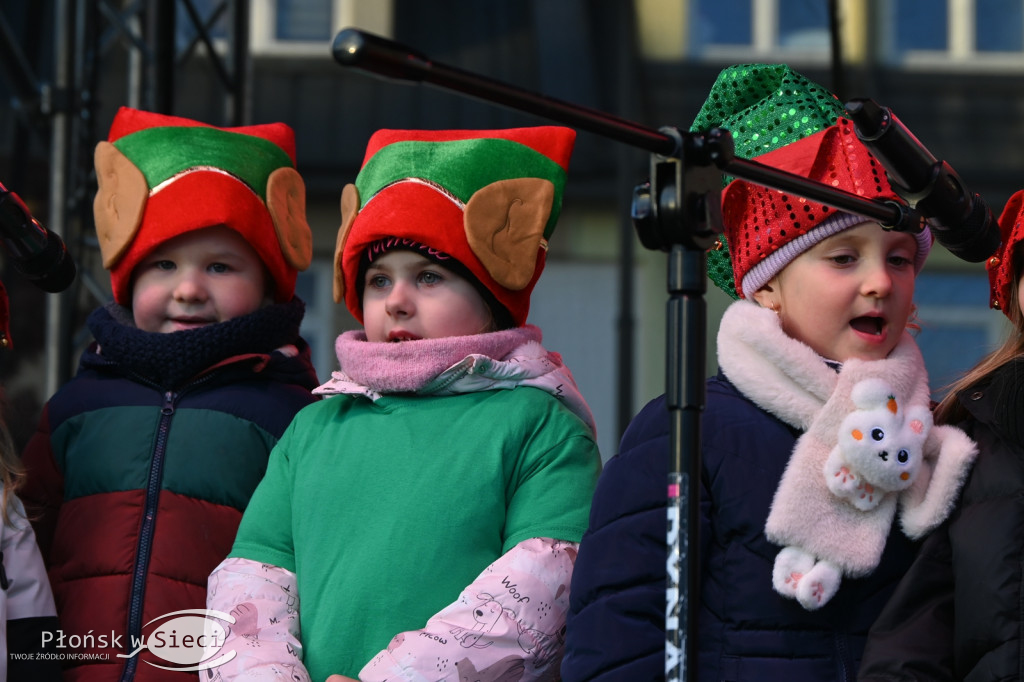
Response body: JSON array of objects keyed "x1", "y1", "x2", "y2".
[
  {"x1": 464, "y1": 177, "x2": 554, "y2": 290},
  {"x1": 266, "y1": 166, "x2": 313, "y2": 271},
  {"x1": 333, "y1": 183, "x2": 360, "y2": 303},
  {"x1": 93, "y1": 141, "x2": 148, "y2": 268}
]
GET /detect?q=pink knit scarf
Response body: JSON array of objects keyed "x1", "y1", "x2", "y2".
[{"x1": 334, "y1": 325, "x2": 542, "y2": 393}]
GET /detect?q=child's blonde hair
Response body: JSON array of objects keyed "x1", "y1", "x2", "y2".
[
  {"x1": 0, "y1": 416, "x2": 24, "y2": 526},
  {"x1": 934, "y1": 242, "x2": 1024, "y2": 425}
]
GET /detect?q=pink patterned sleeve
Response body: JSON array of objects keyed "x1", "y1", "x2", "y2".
[
  {"x1": 359, "y1": 537, "x2": 578, "y2": 682},
  {"x1": 205, "y1": 557, "x2": 311, "y2": 682}
]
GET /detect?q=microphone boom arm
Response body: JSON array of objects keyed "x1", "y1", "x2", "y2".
[{"x1": 332, "y1": 29, "x2": 923, "y2": 236}]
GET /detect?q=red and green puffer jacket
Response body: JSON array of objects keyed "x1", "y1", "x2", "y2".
[{"x1": 20, "y1": 299, "x2": 320, "y2": 682}]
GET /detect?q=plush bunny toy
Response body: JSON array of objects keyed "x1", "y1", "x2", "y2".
[
  {"x1": 765, "y1": 340, "x2": 977, "y2": 611},
  {"x1": 825, "y1": 378, "x2": 931, "y2": 511}
]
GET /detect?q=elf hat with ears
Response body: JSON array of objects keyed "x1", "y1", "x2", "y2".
[
  {"x1": 690, "y1": 63, "x2": 849, "y2": 299},
  {"x1": 93, "y1": 106, "x2": 313, "y2": 305},
  {"x1": 722, "y1": 118, "x2": 933, "y2": 300},
  {"x1": 333, "y1": 126, "x2": 576, "y2": 327},
  {"x1": 987, "y1": 189, "x2": 1024, "y2": 315}
]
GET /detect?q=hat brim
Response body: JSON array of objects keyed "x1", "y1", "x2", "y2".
[
  {"x1": 110, "y1": 171, "x2": 293, "y2": 305},
  {"x1": 341, "y1": 181, "x2": 539, "y2": 325}
]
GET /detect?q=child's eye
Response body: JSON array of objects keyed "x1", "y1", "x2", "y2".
[
  {"x1": 154, "y1": 260, "x2": 176, "y2": 271},
  {"x1": 419, "y1": 271, "x2": 443, "y2": 285},
  {"x1": 209, "y1": 262, "x2": 230, "y2": 273},
  {"x1": 829, "y1": 254, "x2": 856, "y2": 265},
  {"x1": 366, "y1": 274, "x2": 390, "y2": 289},
  {"x1": 888, "y1": 254, "x2": 913, "y2": 267}
]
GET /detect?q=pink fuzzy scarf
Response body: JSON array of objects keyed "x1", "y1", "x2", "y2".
[{"x1": 333, "y1": 325, "x2": 542, "y2": 393}]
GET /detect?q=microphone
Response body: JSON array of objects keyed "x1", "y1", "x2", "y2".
[
  {"x1": 843, "y1": 99, "x2": 1001, "y2": 263},
  {"x1": 0, "y1": 182, "x2": 77, "y2": 292},
  {"x1": 332, "y1": 28, "x2": 433, "y2": 82}
]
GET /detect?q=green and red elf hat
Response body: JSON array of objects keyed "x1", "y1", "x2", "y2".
[
  {"x1": 333, "y1": 126, "x2": 576, "y2": 327},
  {"x1": 92, "y1": 106, "x2": 313, "y2": 305}
]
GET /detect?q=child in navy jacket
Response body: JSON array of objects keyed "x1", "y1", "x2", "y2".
[{"x1": 562, "y1": 64, "x2": 977, "y2": 682}]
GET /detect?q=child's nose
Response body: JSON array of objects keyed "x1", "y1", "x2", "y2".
[
  {"x1": 861, "y1": 261, "x2": 893, "y2": 298},
  {"x1": 173, "y1": 272, "x2": 207, "y2": 302},
  {"x1": 384, "y1": 281, "x2": 412, "y2": 316}
]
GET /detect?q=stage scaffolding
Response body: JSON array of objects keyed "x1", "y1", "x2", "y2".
[{"x1": 0, "y1": 0, "x2": 251, "y2": 396}]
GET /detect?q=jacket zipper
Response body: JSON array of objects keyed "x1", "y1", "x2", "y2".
[
  {"x1": 835, "y1": 631, "x2": 851, "y2": 682},
  {"x1": 119, "y1": 389, "x2": 176, "y2": 682}
]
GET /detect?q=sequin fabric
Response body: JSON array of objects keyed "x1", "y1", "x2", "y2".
[
  {"x1": 690, "y1": 64, "x2": 846, "y2": 298},
  {"x1": 721, "y1": 119, "x2": 902, "y2": 298},
  {"x1": 988, "y1": 189, "x2": 1024, "y2": 314}
]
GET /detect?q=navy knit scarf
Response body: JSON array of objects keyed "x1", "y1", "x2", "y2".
[{"x1": 85, "y1": 297, "x2": 306, "y2": 388}]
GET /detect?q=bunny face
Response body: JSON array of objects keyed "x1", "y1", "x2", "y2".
[
  {"x1": 838, "y1": 404, "x2": 927, "y2": 491},
  {"x1": 823, "y1": 376, "x2": 937, "y2": 509},
  {"x1": 837, "y1": 377, "x2": 931, "y2": 492}
]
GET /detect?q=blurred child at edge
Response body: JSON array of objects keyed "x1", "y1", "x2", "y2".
[
  {"x1": 20, "y1": 107, "x2": 321, "y2": 680},
  {"x1": 207, "y1": 126, "x2": 602, "y2": 681},
  {"x1": 0, "y1": 283, "x2": 61, "y2": 681}
]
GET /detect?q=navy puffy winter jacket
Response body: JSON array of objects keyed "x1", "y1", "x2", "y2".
[{"x1": 562, "y1": 371, "x2": 919, "y2": 682}]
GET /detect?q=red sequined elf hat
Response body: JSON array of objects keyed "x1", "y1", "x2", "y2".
[
  {"x1": 722, "y1": 118, "x2": 933, "y2": 300},
  {"x1": 987, "y1": 189, "x2": 1024, "y2": 316},
  {"x1": 333, "y1": 126, "x2": 576, "y2": 327},
  {"x1": 690, "y1": 63, "x2": 850, "y2": 299},
  {"x1": 92, "y1": 107, "x2": 313, "y2": 305}
]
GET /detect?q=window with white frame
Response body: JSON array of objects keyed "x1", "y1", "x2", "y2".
[
  {"x1": 250, "y1": 0, "x2": 393, "y2": 56},
  {"x1": 687, "y1": 0, "x2": 832, "y2": 61},
  {"x1": 676, "y1": 0, "x2": 1024, "y2": 67},
  {"x1": 172, "y1": 0, "x2": 393, "y2": 57},
  {"x1": 886, "y1": 0, "x2": 1024, "y2": 68},
  {"x1": 274, "y1": 0, "x2": 333, "y2": 42}
]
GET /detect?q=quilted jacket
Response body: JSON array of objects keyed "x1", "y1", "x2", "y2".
[
  {"x1": 563, "y1": 301, "x2": 925, "y2": 682},
  {"x1": 20, "y1": 300, "x2": 319, "y2": 682}
]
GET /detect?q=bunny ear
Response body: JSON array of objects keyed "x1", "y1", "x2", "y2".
[
  {"x1": 333, "y1": 183, "x2": 360, "y2": 304},
  {"x1": 93, "y1": 141, "x2": 148, "y2": 268},
  {"x1": 464, "y1": 177, "x2": 554, "y2": 291},
  {"x1": 850, "y1": 377, "x2": 896, "y2": 410}
]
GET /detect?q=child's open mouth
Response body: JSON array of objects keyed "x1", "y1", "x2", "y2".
[{"x1": 850, "y1": 316, "x2": 884, "y2": 336}]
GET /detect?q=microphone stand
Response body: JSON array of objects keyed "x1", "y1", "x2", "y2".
[{"x1": 331, "y1": 28, "x2": 923, "y2": 681}]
